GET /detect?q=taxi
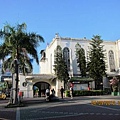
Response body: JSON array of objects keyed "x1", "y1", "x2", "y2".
[{"x1": 0, "y1": 91, "x2": 6, "y2": 100}]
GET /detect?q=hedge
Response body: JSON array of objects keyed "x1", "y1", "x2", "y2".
[{"x1": 65, "y1": 90, "x2": 105, "y2": 97}]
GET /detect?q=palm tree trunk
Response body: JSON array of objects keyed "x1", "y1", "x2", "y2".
[
  {"x1": 14, "y1": 46, "x2": 19, "y2": 104},
  {"x1": 14, "y1": 60, "x2": 19, "y2": 104}
]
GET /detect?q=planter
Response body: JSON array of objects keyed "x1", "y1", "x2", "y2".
[{"x1": 111, "y1": 92, "x2": 118, "y2": 96}]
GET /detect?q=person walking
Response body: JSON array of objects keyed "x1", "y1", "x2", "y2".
[
  {"x1": 51, "y1": 88, "x2": 55, "y2": 97},
  {"x1": 60, "y1": 86, "x2": 64, "y2": 99},
  {"x1": 45, "y1": 88, "x2": 50, "y2": 101},
  {"x1": 70, "y1": 86, "x2": 73, "y2": 99}
]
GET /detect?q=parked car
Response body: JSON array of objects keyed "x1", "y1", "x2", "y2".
[{"x1": 0, "y1": 91, "x2": 6, "y2": 100}]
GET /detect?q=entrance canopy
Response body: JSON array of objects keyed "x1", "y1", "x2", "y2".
[
  {"x1": 25, "y1": 74, "x2": 57, "y2": 83},
  {"x1": 69, "y1": 77, "x2": 94, "y2": 84},
  {"x1": 18, "y1": 74, "x2": 57, "y2": 98}
]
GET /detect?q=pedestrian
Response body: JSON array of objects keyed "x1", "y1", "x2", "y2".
[
  {"x1": 70, "y1": 86, "x2": 73, "y2": 99},
  {"x1": 60, "y1": 86, "x2": 64, "y2": 99},
  {"x1": 51, "y1": 88, "x2": 55, "y2": 96},
  {"x1": 45, "y1": 88, "x2": 50, "y2": 98},
  {"x1": 88, "y1": 86, "x2": 90, "y2": 91}
]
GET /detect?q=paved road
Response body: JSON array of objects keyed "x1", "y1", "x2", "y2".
[
  {"x1": 20, "y1": 97, "x2": 120, "y2": 120},
  {"x1": 0, "y1": 98, "x2": 16, "y2": 120},
  {"x1": 0, "y1": 95, "x2": 120, "y2": 120}
]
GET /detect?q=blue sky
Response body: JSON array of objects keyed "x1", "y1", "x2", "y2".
[{"x1": 0, "y1": 0, "x2": 120, "y2": 73}]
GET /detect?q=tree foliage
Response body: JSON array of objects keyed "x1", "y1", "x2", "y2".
[
  {"x1": 54, "y1": 45, "x2": 69, "y2": 84},
  {"x1": 75, "y1": 43, "x2": 86, "y2": 77},
  {"x1": 87, "y1": 35, "x2": 106, "y2": 90},
  {"x1": 0, "y1": 23, "x2": 44, "y2": 75}
]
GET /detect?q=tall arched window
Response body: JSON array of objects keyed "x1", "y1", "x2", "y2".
[
  {"x1": 109, "y1": 50, "x2": 115, "y2": 72},
  {"x1": 63, "y1": 47, "x2": 70, "y2": 71}
]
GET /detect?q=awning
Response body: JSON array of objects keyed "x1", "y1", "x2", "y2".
[
  {"x1": 69, "y1": 77, "x2": 94, "y2": 83},
  {"x1": 25, "y1": 74, "x2": 57, "y2": 82}
]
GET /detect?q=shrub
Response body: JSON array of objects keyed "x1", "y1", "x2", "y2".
[{"x1": 65, "y1": 90, "x2": 104, "y2": 97}]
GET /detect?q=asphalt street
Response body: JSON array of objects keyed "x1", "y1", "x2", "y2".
[{"x1": 0, "y1": 95, "x2": 120, "y2": 120}]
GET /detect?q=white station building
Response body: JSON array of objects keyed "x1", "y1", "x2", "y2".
[{"x1": 3, "y1": 33, "x2": 120, "y2": 98}]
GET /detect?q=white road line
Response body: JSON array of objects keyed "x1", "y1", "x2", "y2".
[
  {"x1": 102, "y1": 113, "x2": 106, "y2": 115},
  {"x1": 36, "y1": 114, "x2": 83, "y2": 120},
  {"x1": 64, "y1": 112, "x2": 68, "y2": 114},
  {"x1": 115, "y1": 114, "x2": 119, "y2": 115},
  {"x1": 16, "y1": 107, "x2": 20, "y2": 120},
  {"x1": 108, "y1": 113, "x2": 113, "y2": 115},
  {"x1": 96, "y1": 113, "x2": 101, "y2": 115},
  {"x1": 34, "y1": 110, "x2": 120, "y2": 116},
  {"x1": 26, "y1": 111, "x2": 120, "y2": 120},
  {"x1": 90, "y1": 113, "x2": 94, "y2": 115},
  {"x1": 35, "y1": 112, "x2": 120, "y2": 120}
]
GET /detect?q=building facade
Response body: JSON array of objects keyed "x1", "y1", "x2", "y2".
[
  {"x1": 2, "y1": 34, "x2": 120, "y2": 98},
  {"x1": 40, "y1": 34, "x2": 120, "y2": 75},
  {"x1": 40, "y1": 33, "x2": 120, "y2": 91}
]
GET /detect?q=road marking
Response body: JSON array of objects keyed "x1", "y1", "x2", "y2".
[
  {"x1": 90, "y1": 113, "x2": 94, "y2": 115},
  {"x1": 37, "y1": 114, "x2": 84, "y2": 120},
  {"x1": 38, "y1": 110, "x2": 120, "y2": 116},
  {"x1": 64, "y1": 112, "x2": 68, "y2": 114},
  {"x1": 102, "y1": 113, "x2": 106, "y2": 115},
  {"x1": 108, "y1": 113, "x2": 113, "y2": 115},
  {"x1": 31, "y1": 111, "x2": 120, "y2": 120},
  {"x1": 96, "y1": 113, "x2": 101, "y2": 115},
  {"x1": 88, "y1": 103, "x2": 120, "y2": 111},
  {"x1": 16, "y1": 107, "x2": 20, "y2": 120},
  {"x1": 115, "y1": 114, "x2": 119, "y2": 115},
  {"x1": 20, "y1": 109, "x2": 120, "y2": 120}
]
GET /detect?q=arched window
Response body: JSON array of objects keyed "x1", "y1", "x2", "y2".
[
  {"x1": 63, "y1": 47, "x2": 70, "y2": 71},
  {"x1": 109, "y1": 50, "x2": 115, "y2": 72},
  {"x1": 54, "y1": 45, "x2": 62, "y2": 64},
  {"x1": 40, "y1": 50, "x2": 46, "y2": 61}
]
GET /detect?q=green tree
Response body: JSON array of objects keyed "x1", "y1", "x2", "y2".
[
  {"x1": 75, "y1": 43, "x2": 86, "y2": 77},
  {"x1": 0, "y1": 81, "x2": 8, "y2": 91},
  {"x1": 54, "y1": 45, "x2": 69, "y2": 89},
  {"x1": 87, "y1": 35, "x2": 106, "y2": 90},
  {"x1": 0, "y1": 23, "x2": 44, "y2": 104}
]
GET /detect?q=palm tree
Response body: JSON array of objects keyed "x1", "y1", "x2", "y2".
[{"x1": 0, "y1": 23, "x2": 44, "y2": 104}]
